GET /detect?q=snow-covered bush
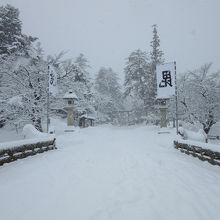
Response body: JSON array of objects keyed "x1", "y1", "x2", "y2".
[
  {"x1": 22, "y1": 124, "x2": 49, "y2": 139},
  {"x1": 178, "y1": 127, "x2": 207, "y2": 142}
]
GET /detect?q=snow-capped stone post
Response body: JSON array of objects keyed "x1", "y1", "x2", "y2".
[
  {"x1": 157, "y1": 98, "x2": 169, "y2": 128},
  {"x1": 63, "y1": 90, "x2": 78, "y2": 126},
  {"x1": 156, "y1": 62, "x2": 177, "y2": 130}
]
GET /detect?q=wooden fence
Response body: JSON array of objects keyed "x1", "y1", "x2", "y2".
[
  {"x1": 0, "y1": 138, "x2": 56, "y2": 166},
  {"x1": 174, "y1": 141, "x2": 220, "y2": 167}
]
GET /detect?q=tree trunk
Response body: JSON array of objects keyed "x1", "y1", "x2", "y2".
[
  {"x1": 203, "y1": 112, "x2": 216, "y2": 134},
  {"x1": 35, "y1": 117, "x2": 43, "y2": 132},
  {"x1": 31, "y1": 116, "x2": 43, "y2": 132}
]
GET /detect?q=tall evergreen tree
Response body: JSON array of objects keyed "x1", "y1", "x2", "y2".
[
  {"x1": 150, "y1": 24, "x2": 164, "y2": 68},
  {"x1": 148, "y1": 24, "x2": 164, "y2": 111}
]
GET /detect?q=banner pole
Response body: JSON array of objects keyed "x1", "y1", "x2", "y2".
[
  {"x1": 174, "y1": 61, "x2": 178, "y2": 135},
  {"x1": 46, "y1": 65, "x2": 50, "y2": 133}
]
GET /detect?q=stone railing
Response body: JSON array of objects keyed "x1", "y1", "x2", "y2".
[
  {"x1": 174, "y1": 140, "x2": 220, "y2": 167},
  {"x1": 0, "y1": 138, "x2": 56, "y2": 166}
]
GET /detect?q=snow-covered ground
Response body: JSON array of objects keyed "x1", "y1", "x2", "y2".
[{"x1": 0, "y1": 124, "x2": 220, "y2": 220}]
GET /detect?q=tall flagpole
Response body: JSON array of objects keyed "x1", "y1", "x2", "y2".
[
  {"x1": 46, "y1": 65, "x2": 50, "y2": 133},
  {"x1": 174, "y1": 61, "x2": 178, "y2": 135}
]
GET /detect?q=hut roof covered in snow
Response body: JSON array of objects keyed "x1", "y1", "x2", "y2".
[{"x1": 80, "y1": 114, "x2": 95, "y2": 120}]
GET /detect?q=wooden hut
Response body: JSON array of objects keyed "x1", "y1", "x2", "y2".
[{"x1": 79, "y1": 114, "x2": 95, "y2": 128}]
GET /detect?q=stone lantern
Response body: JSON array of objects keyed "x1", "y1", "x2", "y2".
[{"x1": 63, "y1": 90, "x2": 78, "y2": 126}]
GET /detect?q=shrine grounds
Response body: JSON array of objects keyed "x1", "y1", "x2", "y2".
[{"x1": 0, "y1": 122, "x2": 220, "y2": 220}]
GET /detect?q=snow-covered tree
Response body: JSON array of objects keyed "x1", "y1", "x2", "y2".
[
  {"x1": 54, "y1": 53, "x2": 95, "y2": 116},
  {"x1": 95, "y1": 67, "x2": 123, "y2": 123},
  {"x1": 124, "y1": 49, "x2": 150, "y2": 116},
  {"x1": 1, "y1": 44, "x2": 48, "y2": 131},
  {"x1": 0, "y1": 4, "x2": 36, "y2": 55},
  {"x1": 0, "y1": 4, "x2": 43, "y2": 130},
  {"x1": 178, "y1": 63, "x2": 220, "y2": 134},
  {"x1": 74, "y1": 53, "x2": 90, "y2": 84}
]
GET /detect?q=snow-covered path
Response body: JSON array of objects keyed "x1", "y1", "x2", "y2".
[{"x1": 0, "y1": 126, "x2": 220, "y2": 220}]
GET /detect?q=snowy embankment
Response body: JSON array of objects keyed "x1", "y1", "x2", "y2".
[{"x1": 0, "y1": 125, "x2": 220, "y2": 220}]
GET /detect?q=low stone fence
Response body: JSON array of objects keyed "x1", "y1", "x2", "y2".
[
  {"x1": 174, "y1": 140, "x2": 220, "y2": 167},
  {"x1": 207, "y1": 135, "x2": 220, "y2": 140},
  {"x1": 0, "y1": 138, "x2": 56, "y2": 166}
]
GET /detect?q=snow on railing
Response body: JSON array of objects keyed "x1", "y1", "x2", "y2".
[
  {"x1": 0, "y1": 137, "x2": 56, "y2": 166},
  {"x1": 174, "y1": 139, "x2": 220, "y2": 167}
]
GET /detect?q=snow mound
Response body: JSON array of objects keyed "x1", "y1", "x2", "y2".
[
  {"x1": 178, "y1": 127, "x2": 207, "y2": 142},
  {"x1": 22, "y1": 124, "x2": 50, "y2": 139}
]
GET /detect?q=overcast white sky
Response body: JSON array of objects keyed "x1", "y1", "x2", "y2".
[{"x1": 1, "y1": 0, "x2": 220, "y2": 80}]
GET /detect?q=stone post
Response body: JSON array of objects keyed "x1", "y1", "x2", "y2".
[
  {"x1": 66, "y1": 107, "x2": 74, "y2": 126},
  {"x1": 159, "y1": 99, "x2": 168, "y2": 128}
]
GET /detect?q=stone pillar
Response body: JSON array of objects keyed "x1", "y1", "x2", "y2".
[
  {"x1": 67, "y1": 107, "x2": 74, "y2": 126},
  {"x1": 159, "y1": 100, "x2": 168, "y2": 128},
  {"x1": 160, "y1": 107, "x2": 167, "y2": 128}
]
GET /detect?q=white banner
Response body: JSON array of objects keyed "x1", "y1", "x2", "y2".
[
  {"x1": 48, "y1": 65, "x2": 58, "y2": 96},
  {"x1": 156, "y1": 62, "x2": 176, "y2": 99}
]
